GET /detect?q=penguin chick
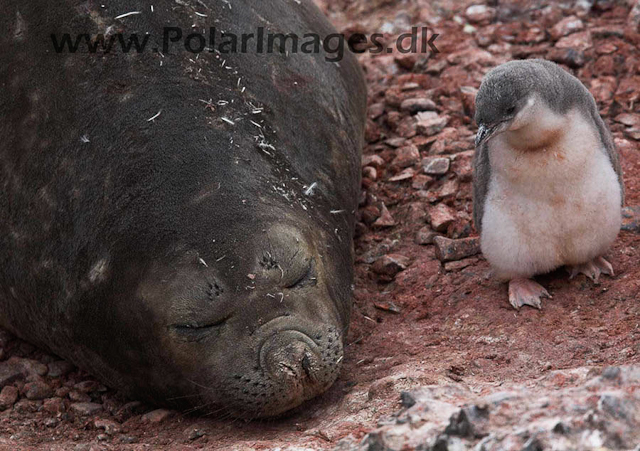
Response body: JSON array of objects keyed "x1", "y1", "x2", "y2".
[{"x1": 473, "y1": 59, "x2": 624, "y2": 310}]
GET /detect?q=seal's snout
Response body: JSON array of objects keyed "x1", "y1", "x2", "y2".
[
  {"x1": 259, "y1": 330, "x2": 335, "y2": 394},
  {"x1": 263, "y1": 338, "x2": 318, "y2": 382},
  {"x1": 222, "y1": 325, "x2": 344, "y2": 417}
]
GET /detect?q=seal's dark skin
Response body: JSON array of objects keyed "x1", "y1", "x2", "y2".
[{"x1": 0, "y1": 0, "x2": 366, "y2": 417}]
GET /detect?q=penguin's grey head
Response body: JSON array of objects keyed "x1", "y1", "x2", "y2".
[{"x1": 474, "y1": 60, "x2": 576, "y2": 148}]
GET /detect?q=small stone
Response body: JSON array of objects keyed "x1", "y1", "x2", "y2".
[
  {"x1": 601, "y1": 366, "x2": 621, "y2": 380},
  {"x1": 74, "y1": 380, "x2": 104, "y2": 393},
  {"x1": 388, "y1": 168, "x2": 415, "y2": 182},
  {"x1": 368, "y1": 102, "x2": 385, "y2": 120},
  {"x1": 394, "y1": 54, "x2": 418, "y2": 71},
  {"x1": 70, "y1": 402, "x2": 103, "y2": 416},
  {"x1": 415, "y1": 226, "x2": 437, "y2": 245},
  {"x1": 141, "y1": 408, "x2": 175, "y2": 423},
  {"x1": 454, "y1": 160, "x2": 473, "y2": 184},
  {"x1": 555, "y1": 31, "x2": 592, "y2": 52},
  {"x1": 362, "y1": 154, "x2": 385, "y2": 168},
  {"x1": 412, "y1": 174, "x2": 434, "y2": 190},
  {"x1": 400, "y1": 98, "x2": 437, "y2": 114},
  {"x1": 415, "y1": 112, "x2": 448, "y2": 136},
  {"x1": 621, "y1": 206, "x2": 640, "y2": 232},
  {"x1": 365, "y1": 119, "x2": 381, "y2": 143},
  {"x1": 392, "y1": 145, "x2": 420, "y2": 169},
  {"x1": 14, "y1": 399, "x2": 40, "y2": 413},
  {"x1": 629, "y1": 1, "x2": 640, "y2": 27},
  {"x1": 0, "y1": 361, "x2": 24, "y2": 388},
  {"x1": 47, "y1": 360, "x2": 75, "y2": 378},
  {"x1": 24, "y1": 380, "x2": 53, "y2": 400},
  {"x1": 55, "y1": 386, "x2": 71, "y2": 398},
  {"x1": 0, "y1": 386, "x2": 19, "y2": 410},
  {"x1": 372, "y1": 254, "x2": 411, "y2": 278},
  {"x1": 373, "y1": 203, "x2": 396, "y2": 228},
  {"x1": 428, "y1": 204, "x2": 456, "y2": 232},
  {"x1": 6, "y1": 356, "x2": 48, "y2": 379},
  {"x1": 44, "y1": 418, "x2": 60, "y2": 428},
  {"x1": 548, "y1": 47, "x2": 585, "y2": 68},
  {"x1": 550, "y1": 16, "x2": 584, "y2": 40},
  {"x1": 444, "y1": 404, "x2": 490, "y2": 438},
  {"x1": 373, "y1": 300, "x2": 402, "y2": 313},
  {"x1": 362, "y1": 166, "x2": 377, "y2": 181},
  {"x1": 400, "y1": 391, "x2": 417, "y2": 408},
  {"x1": 465, "y1": 5, "x2": 496, "y2": 23},
  {"x1": 385, "y1": 137, "x2": 407, "y2": 148},
  {"x1": 400, "y1": 82, "x2": 420, "y2": 91},
  {"x1": 422, "y1": 157, "x2": 450, "y2": 176},
  {"x1": 434, "y1": 178, "x2": 459, "y2": 201},
  {"x1": 69, "y1": 390, "x2": 92, "y2": 403},
  {"x1": 43, "y1": 397, "x2": 66, "y2": 414},
  {"x1": 614, "y1": 114, "x2": 640, "y2": 128},
  {"x1": 186, "y1": 426, "x2": 207, "y2": 441},
  {"x1": 433, "y1": 236, "x2": 481, "y2": 262},
  {"x1": 444, "y1": 258, "x2": 478, "y2": 272},
  {"x1": 623, "y1": 128, "x2": 640, "y2": 141},
  {"x1": 95, "y1": 419, "x2": 120, "y2": 435},
  {"x1": 460, "y1": 86, "x2": 478, "y2": 118}
]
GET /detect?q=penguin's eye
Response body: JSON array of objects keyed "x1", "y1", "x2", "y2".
[{"x1": 505, "y1": 105, "x2": 516, "y2": 115}]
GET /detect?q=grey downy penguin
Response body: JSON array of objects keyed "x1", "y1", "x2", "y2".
[{"x1": 473, "y1": 59, "x2": 624, "y2": 310}]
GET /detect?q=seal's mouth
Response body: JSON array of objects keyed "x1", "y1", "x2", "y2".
[{"x1": 214, "y1": 321, "x2": 344, "y2": 419}]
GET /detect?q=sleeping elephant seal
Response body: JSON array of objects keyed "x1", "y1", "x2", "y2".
[{"x1": 0, "y1": 0, "x2": 366, "y2": 418}]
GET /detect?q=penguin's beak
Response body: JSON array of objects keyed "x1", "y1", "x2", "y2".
[{"x1": 475, "y1": 123, "x2": 496, "y2": 148}]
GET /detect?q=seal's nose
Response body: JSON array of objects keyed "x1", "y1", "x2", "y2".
[
  {"x1": 263, "y1": 339, "x2": 317, "y2": 382},
  {"x1": 259, "y1": 330, "x2": 336, "y2": 400}
]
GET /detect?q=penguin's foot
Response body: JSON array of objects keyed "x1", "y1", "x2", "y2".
[
  {"x1": 567, "y1": 256, "x2": 614, "y2": 284},
  {"x1": 508, "y1": 278, "x2": 550, "y2": 310}
]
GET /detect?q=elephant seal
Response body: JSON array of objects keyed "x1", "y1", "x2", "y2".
[{"x1": 0, "y1": 0, "x2": 366, "y2": 418}]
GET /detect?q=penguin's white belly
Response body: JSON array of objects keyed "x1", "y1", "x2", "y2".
[{"x1": 481, "y1": 111, "x2": 621, "y2": 280}]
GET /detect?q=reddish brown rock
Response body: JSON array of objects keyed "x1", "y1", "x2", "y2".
[
  {"x1": 428, "y1": 204, "x2": 456, "y2": 232},
  {"x1": 0, "y1": 386, "x2": 18, "y2": 411},
  {"x1": 423, "y1": 157, "x2": 451, "y2": 176},
  {"x1": 415, "y1": 226, "x2": 438, "y2": 245},
  {"x1": 460, "y1": 86, "x2": 478, "y2": 119},
  {"x1": 23, "y1": 380, "x2": 53, "y2": 400},
  {"x1": 362, "y1": 166, "x2": 378, "y2": 181},
  {"x1": 433, "y1": 236, "x2": 481, "y2": 262},
  {"x1": 388, "y1": 168, "x2": 415, "y2": 182},
  {"x1": 372, "y1": 254, "x2": 411, "y2": 279},
  {"x1": 465, "y1": 4, "x2": 496, "y2": 24},
  {"x1": 362, "y1": 154, "x2": 385, "y2": 168},
  {"x1": 43, "y1": 397, "x2": 66, "y2": 414},
  {"x1": 415, "y1": 112, "x2": 449, "y2": 136},
  {"x1": 548, "y1": 48, "x2": 586, "y2": 68},
  {"x1": 400, "y1": 98, "x2": 437, "y2": 114},
  {"x1": 412, "y1": 174, "x2": 435, "y2": 190},
  {"x1": 141, "y1": 408, "x2": 175, "y2": 423},
  {"x1": 70, "y1": 402, "x2": 103, "y2": 416},
  {"x1": 555, "y1": 31, "x2": 592, "y2": 51},
  {"x1": 550, "y1": 16, "x2": 584, "y2": 40},
  {"x1": 373, "y1": 203, "x2": 396, "y2": 228},
  {"x1": 392, "y1": 145, "x2": 420, "y2": 169}
]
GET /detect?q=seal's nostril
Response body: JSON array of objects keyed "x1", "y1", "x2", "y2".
[{"x1": 301, "y1": 353, "x2": 312, "y2": 378}]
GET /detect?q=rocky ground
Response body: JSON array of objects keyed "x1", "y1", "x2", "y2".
[{"x1": 2, "y1": 0, "x2": 640, "y2": 449}]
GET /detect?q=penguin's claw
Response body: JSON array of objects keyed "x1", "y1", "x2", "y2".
[
  {"x1": 508, "y1": 278, "x2": 550, "y2": 310},
  {"x1": 567, "y1": 257, "x2": 614, "y2": 284}
]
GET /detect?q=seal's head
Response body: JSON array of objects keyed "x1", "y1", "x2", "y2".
[{"x1": 78, "y1": 210, "x2": 351, "y2": 419}]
